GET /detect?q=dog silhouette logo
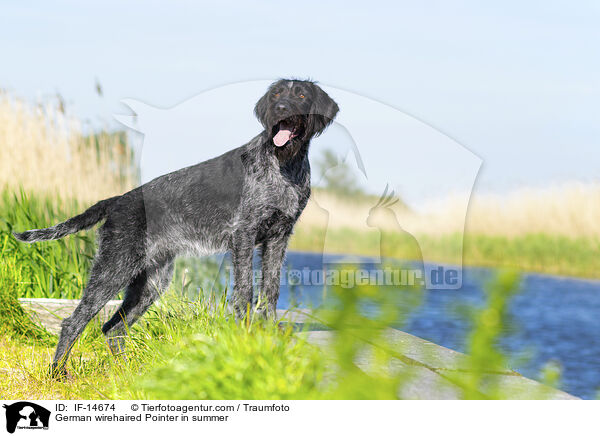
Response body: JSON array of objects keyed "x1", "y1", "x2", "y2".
[{"x1": 3, "y1": 402, "x2": 50, "y2": 433}]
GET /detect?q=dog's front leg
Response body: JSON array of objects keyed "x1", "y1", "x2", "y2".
[
  {"x1": 259, "y1": 234, "x2": 290, "y2": 319},
  {"x1": 231, "y1": 230, "x2": 256, "y2": 319}
]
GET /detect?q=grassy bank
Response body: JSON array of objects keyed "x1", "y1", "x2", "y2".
[
  {"x1": 0, "y1": 293, "x2": 323, "y2": 399},
  {"x1": 290, "y1": 226, "x2": 600, "y2": 279}
]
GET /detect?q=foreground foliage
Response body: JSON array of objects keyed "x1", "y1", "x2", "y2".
[{"x1": 0, "y1": 268, "x2": 571, "y2": 400}]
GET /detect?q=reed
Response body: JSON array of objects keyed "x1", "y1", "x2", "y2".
[
  {"x1": 300, "y1": 183, "x2": 600, "y2": 238},
  {"x1": 0, "y1": 91, "x2": 137, "y2": 203}
]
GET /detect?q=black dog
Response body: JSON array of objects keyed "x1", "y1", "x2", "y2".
[{"x1": 14, "y1": 79, "x2": 339, "y2": 375}]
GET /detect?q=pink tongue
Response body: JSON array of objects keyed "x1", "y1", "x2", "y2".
[{"x1": 273, "y1": 129, "x2": 292, "y2": 147}]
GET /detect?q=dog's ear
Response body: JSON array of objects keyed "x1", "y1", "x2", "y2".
[
  {"x1": 254, "y1": 91, "x2": 269, "y2": 128},
  {"x1": 305, "y1": 84, "x2": 339, "y2": 140}
]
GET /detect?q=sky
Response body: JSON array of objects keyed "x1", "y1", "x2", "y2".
[{"x1": 1, "y1": 1, "x2": 598, "y2": 201}]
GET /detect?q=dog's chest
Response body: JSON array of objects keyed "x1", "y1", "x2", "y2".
[{"x1": 243, "y1": 153, "x2": 309, "y2": 221}]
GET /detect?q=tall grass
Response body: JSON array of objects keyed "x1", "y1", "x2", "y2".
[
  {"x1": 1, "y1": 189, "x2": 96, "y2": 298},
  {"x1": 0, "y1": 272, "x2": 55, "y2": 347},
  {"x1": 132, "y1": 295, "x2": 325, "y2": 400}
]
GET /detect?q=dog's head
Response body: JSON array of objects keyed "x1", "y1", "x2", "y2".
[{"x1": 254, "y1": 79, "x2": 339, "y2": 152}]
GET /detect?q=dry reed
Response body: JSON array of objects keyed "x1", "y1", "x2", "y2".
[
  {"x1": 0, "y1": 91, "x2": 137, "y2": 203},
  {"x1": 299, "y1": 183, "x2": 600, "y2": 239}
]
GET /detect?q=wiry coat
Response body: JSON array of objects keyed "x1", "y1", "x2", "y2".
[{"x1": 13, "y1": 79, "x2": 339, "y2": 375}]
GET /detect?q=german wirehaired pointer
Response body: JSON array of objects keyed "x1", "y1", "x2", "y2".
[{"x1": 14, "y1": 79, "x2": 339, "y2": 375}]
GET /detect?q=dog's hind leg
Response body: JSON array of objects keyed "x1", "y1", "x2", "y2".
[
  {"x1": 51, "y1": 248, "x2": 143, "y2": 376},
  {"x1": 101, "y1": 260, "x2": 174, "y2": 354}
]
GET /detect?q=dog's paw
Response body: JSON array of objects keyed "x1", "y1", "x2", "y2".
[
  {"x1": 106, "y1": 335, "x2": 130, "y2": 360},
  {"x1": 48, "y1": 363, "x2": 67, "y2": 381}
]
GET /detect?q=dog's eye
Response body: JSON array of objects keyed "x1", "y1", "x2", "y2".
[{"x1": 299, "y1": 94, "x2": 305, "y2": 99}]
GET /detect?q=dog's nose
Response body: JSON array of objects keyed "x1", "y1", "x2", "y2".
[{"x1": 275, "y1": 103, "x2": 290, "y2": 114}]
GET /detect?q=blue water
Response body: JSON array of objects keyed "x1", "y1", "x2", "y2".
[{"x1": 273, "y1": 251, "x2": 600, "y2": 399}]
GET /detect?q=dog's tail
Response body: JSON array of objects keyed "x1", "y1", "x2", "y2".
[{"x1": 13, "y1": 196, "x2": 120, "y2": 243}]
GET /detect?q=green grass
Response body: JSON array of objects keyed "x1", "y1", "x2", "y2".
[
  {"x1": 1, "y1": 188, "x2": 96, "y2": 298},
  {"x1": 0, "y1": 273, "x2": 55, "y2": 347},
  {"x1": 133, "y1": 298, "x2": 324, "y2": 400},
  {"x1": 0, "y1": 292, "x2": 323, "y2": 399}
]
